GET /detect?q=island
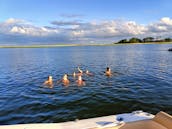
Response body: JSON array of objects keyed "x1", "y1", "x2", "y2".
[{"x1": 115, "y1": 37, "x2": 172, "y2": 44}]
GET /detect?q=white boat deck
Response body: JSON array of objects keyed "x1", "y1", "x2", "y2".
[{"x1": 0, "y1": 111, "x2": 154, "y2": 129}]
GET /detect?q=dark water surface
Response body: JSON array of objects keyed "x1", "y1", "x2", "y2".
[{"x1": 0, "y1": 44, "x2": 172, "y2": 125}]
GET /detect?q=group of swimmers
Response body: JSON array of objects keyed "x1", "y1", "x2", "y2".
[{"x1": 43, "y1": 67, "x2": 112, "y2": 88}]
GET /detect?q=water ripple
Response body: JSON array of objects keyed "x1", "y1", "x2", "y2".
[{"x1": 0, "y1": 44, "x2": 172, "y2": 125}]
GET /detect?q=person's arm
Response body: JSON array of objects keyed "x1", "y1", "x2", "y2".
[
  {"x1": 57, "y1": 80, "x2": 62, "y2": 84},
  {"x1": 78, "y1": 67, "x2": 83, "y2": 73},
  {"x1": 43, "y1": 80, "x2": 48, "y2": 85}
]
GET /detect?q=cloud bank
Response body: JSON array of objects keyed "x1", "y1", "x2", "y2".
[{"x1": 0, "y1": 17, "x2": 172, "y2": 44}]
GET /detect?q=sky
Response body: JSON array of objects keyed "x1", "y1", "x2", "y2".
[{"x1": 0, "y1": 0, "x2": 172, "y2": 44}]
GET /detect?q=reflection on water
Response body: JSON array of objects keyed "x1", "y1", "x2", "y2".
[{"x1": 0, "y1": 44, "x2": 172, "y2": 125}]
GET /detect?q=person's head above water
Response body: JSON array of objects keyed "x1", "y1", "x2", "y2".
[
  {"x1": 48, "y1": 76, "x2": 53, "y2": 81},
  {"x1": 76, "y1": 75, "x2": 85, "y2": 86},
  {"x1": 85, "y1": 70, "x2": 93, "y2": 76},
  {"x1": 73, "y1": 72, "x2": 76, "y2": 76},
  {"x1": 63, "y1": 74, "x2": 68, "y2": 80},
  {"x1": 106, "y1": 67, "x2": 110, "y2": 71},
  {"x1": 105, "y1": 67, "x2": 112, "y2": 76},
  {"x1": 62, "y1": 74, "x2": 70, "y2": 86},
  {"x1": 44, "y1": 75, "x2": 53, "y2": 88}
]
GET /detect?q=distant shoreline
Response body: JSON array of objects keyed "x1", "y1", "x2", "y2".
[
  {"x1": 114, "y1": 42, "x2": 172, "y2": 45},
  {"x1": 0, "y1": 42, "x2": 171, "y2": 48}
]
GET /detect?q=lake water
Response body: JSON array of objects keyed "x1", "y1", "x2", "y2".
[{"x1": 0, "y1": 44, "x2": 172, "y2": 125}]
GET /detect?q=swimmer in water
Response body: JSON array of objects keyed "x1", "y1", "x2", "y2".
[
  {"x1": 44, "y1": 76, "x2": 53, "y2": 88},
  {"x1": 62, "y1": 74, "x2": 70, "y2": 86},
  {"x1": 105, "y1": 67, "x2": 112, "y2": 76},
  {"x1": 73, "y1": 72, "x2": 76, "y2": 77},
  {"x1": 85, "y1": 70, "x2": 93, "y2": 76},
  {"x1": 57, "y1": 74, "x2": 70, "y2": 86},
  {"x1": 76, "y1": 75, "x2": 85, "y2": 86}
]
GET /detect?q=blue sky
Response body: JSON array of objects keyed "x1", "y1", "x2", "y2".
[{"x1": 0, "y1": 0, "x2": 172, "y2": 44}]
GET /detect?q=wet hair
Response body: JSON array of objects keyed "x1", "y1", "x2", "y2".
[{"x1": 106, "y1": 67, "x2": 110, "y2": 71}]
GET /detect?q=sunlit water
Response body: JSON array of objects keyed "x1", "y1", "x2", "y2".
[{"x1": 0, "y1": 44, "x2": 172, "y2": 125}]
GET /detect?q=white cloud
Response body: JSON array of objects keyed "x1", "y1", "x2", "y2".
[
  {"x1": 160, "y1": 17, "x2": 172, "y2": 25},
  {"x1": 5, "y1": 18, "x2": 26, "y2": 24},
  {"x1": 0, "y1": 18, "x2": 60, "y2": 37},
  {"x1": 146, "y1": 17, "x2": 172, "y2": 37},
  {"x1": 0, "y1": 17, "x2": 172, "y2": 44},
  {"x1": 9, "y1": 26, "x2": 59, "y2": 36},
  {"x1": 10, "y1": 26, "x2": 25, "y2": 34},
  {"x1": 68, "y1": 20, "x2": 146, "y2": 39}
]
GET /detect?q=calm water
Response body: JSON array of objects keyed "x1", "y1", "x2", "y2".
[{"x1": 0, "y1": 44, "x2": 172, "y2": 125}]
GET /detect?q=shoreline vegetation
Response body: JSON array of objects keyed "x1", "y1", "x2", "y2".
[
  {"x1": 0, "y1": 37, "x2": 172, "y2": 48},
  {"x1": 116, "y1": 37, "x2": 172, "y2": 44}
]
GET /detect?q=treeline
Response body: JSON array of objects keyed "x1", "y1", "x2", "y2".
[{"x1": 116, "y1": 37, "x2": 172, "y2": 44}]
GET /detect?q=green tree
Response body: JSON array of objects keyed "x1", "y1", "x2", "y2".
[
  {"x1": 164, "y1": 38, "x2": 172, "y2": 42},
  {"x1": 118, "y1": 39, "x2": 128, "y2": 43},
  {"x1": 143, "y1": 37, "x2": 154, "y2": 42},
  {"x1": 129, "y1": 37, "x2": 142, "y2": 43}
]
